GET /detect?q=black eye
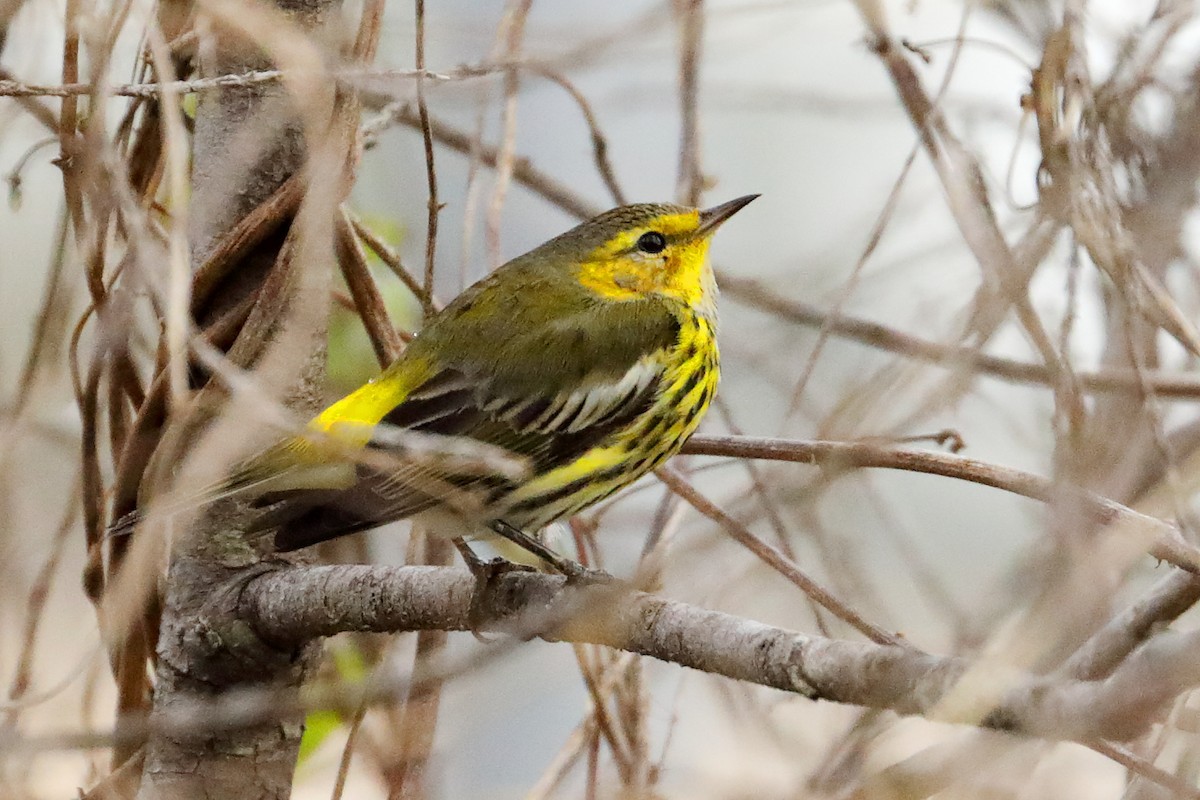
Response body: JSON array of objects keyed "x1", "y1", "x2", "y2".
[{"x1": 636, "y1": 231, "x2": 667, "y2": 254}]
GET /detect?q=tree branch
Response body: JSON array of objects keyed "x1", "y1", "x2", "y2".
[
  {"x1": 238, "y1": 563, "x2": 1200, "y2": 745},
  {"x1": 681, "y1": 434, "x2": 1200, "y2": 574},
  {"x1": 0, "y1": 65, "x2": 496, "y2": 98},
  {"x1": 721, "y1": 274, "x2": 1200, "y2": 399}
]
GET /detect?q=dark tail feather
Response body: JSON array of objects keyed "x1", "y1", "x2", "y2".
[
  {"x1": 270, "y1": 506, "x2": 380, "y2": 551},
  {"x1": 246, "y1": 489, "x2": 382, "y2": 552},
  {"x1": 107, "y1": 494, "x2": 382, "y2": 552}
]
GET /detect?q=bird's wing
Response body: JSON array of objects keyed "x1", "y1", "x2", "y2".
[{"x1": 265, "y1": 295, "x2": 682, "y2": 551}]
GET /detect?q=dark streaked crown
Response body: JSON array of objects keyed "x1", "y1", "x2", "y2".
[{"x1": 527, "y1": 202, "x2": 691, "y2": 262}]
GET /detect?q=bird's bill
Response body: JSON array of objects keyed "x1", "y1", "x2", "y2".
[{"x1": 695, "y1": 194, "x2": 759, "y2": 237}]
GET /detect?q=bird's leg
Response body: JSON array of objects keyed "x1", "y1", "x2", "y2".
[
  {"x1": 452, "y1": 535, "x2": 538, "y2": 581},
  {"x1": 453, "y1": 536, "x2": 496, "y2": 573},
  {"x1": 487, "y1": 520, "x2": 614, "y2": 584},
  {"x1": 452, "y1": 536, "x2": 535, "y2": 635}
]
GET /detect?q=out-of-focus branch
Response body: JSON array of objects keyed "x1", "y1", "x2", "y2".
[
  {"x1": 0, "y1": 67, "x2": 59, "y2": 129},
  {"x1": 1062, "y1": 569, "x2": 1200, "y2": 682},
  {"x1": 131, "y1": 0, "x2": 353, "y2": 796},
  {"x1": 238, "y1": 563, "x2": 1200, "y2": 745},
  {"x1": 336, "y1": 206, "x2": 401, "y2": 365},
  {"x1": 655, "y1": 465, "x2": 902, "y2": 647},
  {"x1": 378, "y1": 105, "x2": 602, "y2": 221},
  {"x1": 722, "y1": 275, "x2": 1200, "y2": 399},
  {"x1": 680, "y1": 434, "x2": 1200, "y2": 574},
  {"x1": 673, "y1": 0, "x2": 704, "y2": 206},
  {"x1": 0, "y1": 65, "x2": 498, "y2": 97}
]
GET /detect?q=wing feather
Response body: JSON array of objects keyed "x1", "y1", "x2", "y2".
[
  {"x1": 267, "y1": 284, "x2": 682, "y2": 551},
  {"x1": 268, "y1": 354, "x2": 666, "y2": 551}
]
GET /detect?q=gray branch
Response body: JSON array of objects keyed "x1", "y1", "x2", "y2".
[{"x1": 241, "y1": 564, "x2": 1200, "y2": 744}]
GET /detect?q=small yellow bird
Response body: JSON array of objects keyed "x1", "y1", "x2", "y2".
[{"x1": 142, "y1": 196, "x2": 756, "y2": 570}]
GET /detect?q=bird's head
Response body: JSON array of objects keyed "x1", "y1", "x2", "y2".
[{"x1": 535, "y1": 196, "x2": 758, "y2": 313}]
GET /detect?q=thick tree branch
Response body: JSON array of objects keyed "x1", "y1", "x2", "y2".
[{"x1": 238, "y1": 564, "x2": 1200, "y2": 744}]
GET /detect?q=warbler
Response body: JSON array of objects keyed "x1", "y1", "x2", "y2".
[{"x1": 142, "y1": 196, "x2": 756, "y2": 567}]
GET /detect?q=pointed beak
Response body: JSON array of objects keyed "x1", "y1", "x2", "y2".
[{"x1": 695, "y1": 194, "x2": 759, "y2": 237}]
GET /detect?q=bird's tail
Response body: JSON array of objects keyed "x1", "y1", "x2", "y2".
[{"x1": 102, "y1": 467, "x2": 305, "y2": 542}]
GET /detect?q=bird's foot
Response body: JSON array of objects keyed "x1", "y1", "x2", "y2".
[
  {"x1": 554, "y1": 558, "x2": 616, "y2": 586},
  {"x1": 486, "y1": 519, "x2": 615, "y2": 584},
  {"x1": 454, "y1": 539, "x2": 536, "y2": 636}
]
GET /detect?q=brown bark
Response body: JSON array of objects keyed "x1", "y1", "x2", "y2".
[{"x1": 136, "y1": 0, "x2": 345, "y2": 796}]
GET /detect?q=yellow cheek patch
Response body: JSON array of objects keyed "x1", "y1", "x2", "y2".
[
  {"x1": 578, "y1": 261, "x2": 648, "y2": 300},
  {"x1": 578, "y1": 211, "x2": 703, "y2": 301}
]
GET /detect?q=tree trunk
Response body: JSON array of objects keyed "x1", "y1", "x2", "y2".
[{"x1": 137, "y1": 0, "x2": 343, "y2": 795}]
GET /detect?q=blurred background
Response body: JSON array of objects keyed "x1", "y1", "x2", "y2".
[{"x1": 3, "y1": 0, "x2": 1200, "y2": 797}]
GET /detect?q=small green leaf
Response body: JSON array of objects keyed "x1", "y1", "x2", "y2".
[
  {"x1": 295, "y1": 641, "x2": 373, "y2": 764},
  {"x1": 297, "y1": 708, "x2": 343, "y2": 763}
]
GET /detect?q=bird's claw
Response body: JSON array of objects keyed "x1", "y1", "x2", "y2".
[
  {"x1": 463, "y1": 555, "x2": 537, "y2": 637},
  {"x1": 556, "y1": 560, "x2": 616, "y2": 586}
]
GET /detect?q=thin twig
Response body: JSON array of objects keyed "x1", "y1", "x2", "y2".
[
  {"x1": 681, "y1": 434, "x2": 1200, "y2": 574},
  {"x1": 58, "y1": 0, "x2": 84, "y2": 240},
  {"x1": 5, "y1": 475, "x2": 82, "y2": 721},
  {"x1": 0, "y1": 66, "x2": 59, "y2": 129},
  {"x1": 376, "y1": 105, "x2": 602, "y2": 221},
  {"x1": 388, "y1": 534, "x2": 451, "y2": 799},
  {"x1": 336, "y1": 209, "x2": 403, "y2": 365},
  {"x1": 1063, "y1": 569, "x2": 1200, "y2": 682},
  {"x1": 347, "y1": 210, "x2": 437, "y2": 313},
  {"x1": 783, "y1": 137, "x2": 920, "y2": 418},
  {"x1": 485, "y1": 0, "x2": 533, "y2": 266},
  {"x1": 522, "y1": 63, "x2": 626, "y2": 206},
  {"x1": 674, "y1": 0, "x2": 704, "y2": 206},
  {"x1": 414, "y1": 0, "x2": 440, "y2": 310},
  {"x1": 722, "y1": 275, "x2": 1200, "y2": 398},
  {"x1": 571, "y1": 644, "x2": 634, "y2": 783},
  {"x1": 655, "y1": 465, "x2": 904, "y2": 647},
  {"x1": 330, "y1": 704, "x2": 369, "y2": 800},
  {"x1": 1090, "y1": 740, "x2": 1200, "y2": 800},
  {"x1": 0, "y1": 66, "x2": 495, "y2": 98}
]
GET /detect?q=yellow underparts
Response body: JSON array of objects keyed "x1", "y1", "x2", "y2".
[
  {"x1": 512, "y1": 211, "x2": 721, "y2": 524},
  {"x1": 504, "y1": 311, "x2": 719, "y2": 526}
]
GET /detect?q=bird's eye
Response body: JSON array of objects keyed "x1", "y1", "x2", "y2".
[{"x1": 636, "y1": 231, "x2": 667, "y2": 254}]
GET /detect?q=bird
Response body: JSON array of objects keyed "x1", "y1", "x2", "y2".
[{"x1": 130, "y1": 196, "x2": 757, "y2": 573}]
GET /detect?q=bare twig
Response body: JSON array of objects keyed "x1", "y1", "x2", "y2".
[
  {"x1": 0, "y1": 66, "x2": 496, "y2": 98},
  {"x1": 377, "y1": 106, "x2": 601, "y2": 221},
  {"x1": 336, "y1": 209, "x2": 403, "y2": 365},
  {"x1": 1063, "y1": 570, "x2": 1200, "y2": 682},
  {"x1": 521, "y1": 64, "x2": 626, "y2": 206},
  {"x1": 5, "y1": 475, "x2": 81, "y2": 720},
  {"x1": 387, "y1": 534, "x2": 451, "y2": 799},
  {"x1": 414, "y1": 0, "x2": 439, "y2": 308},
  {"x1": 681, "y1": 434, "x2": 1200, "y2": 574},
  {"x1": 722, "y1": 275, "x2": 1200, "y2": 399},
  {"x1": 485, "y1": 0, "x2": 534, "y2": 266},
  {"x1": 674, "y1": 0, "x2": 704, "y2": 206},
  {"x1": 234, "y1": 564, "x2": 1200, "y2": 745},
  {"x1": 656, "y1": 465, "x2": 903, "y2": 647},
  {"x1": 347, "y1": 210, "x2": 438, "y2": 313}
]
